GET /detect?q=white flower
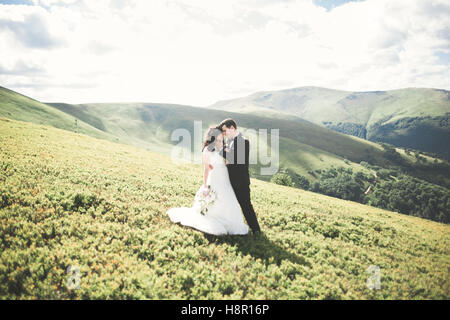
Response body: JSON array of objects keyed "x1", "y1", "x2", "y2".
[{"x1": 194, "y1": 185, "x2": 217, "y2": 215}]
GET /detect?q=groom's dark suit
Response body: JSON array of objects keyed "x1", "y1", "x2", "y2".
[{"x1": 220, "y1": 132, "x2": 261, "y2": 233}]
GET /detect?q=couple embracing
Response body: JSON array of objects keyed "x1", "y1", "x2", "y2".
[{"x1": 167, "y1": 118, "x2": 261, "y2": 236}]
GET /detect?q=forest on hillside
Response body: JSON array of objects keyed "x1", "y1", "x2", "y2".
[{"x1": 271, "y1": 150, "x2": 450, "y2": 224}]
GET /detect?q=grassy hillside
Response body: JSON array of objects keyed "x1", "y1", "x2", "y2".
[
  {"x1": 3, "y1": 85, "x2": 443, "y2": 186},
  {"x1": 1, "y1": 117, "x2": 449, "y2": 299},
  {"x1": 209, "y1": 86, "x2": 450, "y2": 157},
  {"x1": 46, "y1": 101, "x2": 390, "y2": 182},
  {"x1": 48, "y1": 101, "x2": 450, "y2": 192},
  {"x1": 0, "y1": 86, "x2": 118, "y2": 144},
  {"x1": 2, "y1": 86, "x2": 449, "y2": 222}
]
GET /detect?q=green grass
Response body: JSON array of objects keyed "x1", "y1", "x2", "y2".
[
  {"x1": 1, "y1": 117, "x2": 449, "y2": 299},
  {"x1": 0, "y1": 86, "x2": 118, "y2": 144}
]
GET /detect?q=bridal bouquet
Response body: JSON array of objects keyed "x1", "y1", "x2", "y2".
[{"x1": 194, "y1": 185, "x2": 217, "y2": 215}]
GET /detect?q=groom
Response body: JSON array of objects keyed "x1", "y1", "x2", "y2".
[{"x1": 217, "y1": 118, "x2": 261, "y2": 234}]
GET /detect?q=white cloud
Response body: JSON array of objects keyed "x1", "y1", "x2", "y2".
[{"x1": 0, "y1": 0, "x2": 449, "y2": 106}]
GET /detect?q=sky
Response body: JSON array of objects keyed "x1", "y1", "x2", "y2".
[{"x1": 0, "y1": 0, "x2": 449, "y2": 106}]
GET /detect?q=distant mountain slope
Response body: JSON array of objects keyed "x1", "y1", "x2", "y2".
[
  {"x1": 48, "y1": 101, "x2": 450, "y2": 191},
  {"x1": 47, "y1": 101, "x2": 390, "y2": 182},
  {"x1": 0, "y1": 86, "x2": 118, "y2": 143},
  {"x1": 1, "y1": 86, "x2": 391, "y2": 182},
  {"x1": 209, "y1": 87, "x2": 450, "y2": 157},
  {"x1": 0, "y1": 84, "x2": 382, "y2": 181}
]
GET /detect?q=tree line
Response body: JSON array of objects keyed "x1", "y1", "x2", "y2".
[{"x1": 271, "y1": 164, "x2": 449, "y2": 224}]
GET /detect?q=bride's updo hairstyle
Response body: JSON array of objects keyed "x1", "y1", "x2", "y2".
[{"x1": 202, "y1": 126, "x2": 222, "y2": 152}]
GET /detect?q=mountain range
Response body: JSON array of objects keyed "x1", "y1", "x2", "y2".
[
  {"x1": 1, "y1": 85, "x2": 449, "y2": 188},
  {"x1": 209, "y1": 86, "x2": 450, "y2": 158}
]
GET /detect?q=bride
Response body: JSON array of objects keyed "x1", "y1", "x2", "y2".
[{"x1": 166, "y1": 126, "x2": 249, "y2": 235}]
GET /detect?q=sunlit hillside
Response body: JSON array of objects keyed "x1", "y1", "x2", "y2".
[
  {"x1": 1, "y1": 118, "x2": 448, "y2": 299},
  {"x1": 1, "y1": 86, "x2": 449, "y2": 224}
]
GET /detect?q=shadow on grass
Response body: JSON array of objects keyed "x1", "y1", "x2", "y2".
[{"x1": 203, "y1": 232, "x2": 310, "y2": 267}]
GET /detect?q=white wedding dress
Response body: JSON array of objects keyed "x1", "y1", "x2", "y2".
[{"x1": 166, "y1": 150, "x2": 249, "y2": 235}]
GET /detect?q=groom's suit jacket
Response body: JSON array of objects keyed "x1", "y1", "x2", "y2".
[{"x1": 220, "y1": 132, "x2": 251, "y2": 186}]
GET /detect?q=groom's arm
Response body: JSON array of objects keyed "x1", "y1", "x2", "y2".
[{"x1": 245, "y1": 138, "x2": 250, "y2": 167}]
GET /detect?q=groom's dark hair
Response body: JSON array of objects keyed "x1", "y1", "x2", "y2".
[{"x1": 218, "y1": 118, "x2": 237, "y2": 130}]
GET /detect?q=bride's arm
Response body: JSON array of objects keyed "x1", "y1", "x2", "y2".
[{"x1": 202, "y1": 150, "x2": 211, "y2": 188}]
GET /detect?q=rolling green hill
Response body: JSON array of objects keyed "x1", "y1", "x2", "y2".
[
  {"x1": 53, "y1": 103, "x2": 448, "y2": 179},
  {"x1": 44, "y1": 100, "x2": 450, "y2": 202},
  {"x1": 2, "y1": 86, "x2": 449, "y2": 223},
  {"x1": 209, "y1": 86, "x2": 450, "y2": 158},
  {"x1": 1, "y1": 118, "x2": 449, "y2": 299},
  {"x1": 0, "y1": 86, "x2": 118, "y2": 144},
  {"x1": 2, "y1": 85, "x2": 445, "y2": 187},
  {"x1": 45, "y1": 101, "x2": 391, "y2": 182}
]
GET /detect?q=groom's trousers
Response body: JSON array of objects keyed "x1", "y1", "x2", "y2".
[{"x1": 231, "y1": 182, "x2": 261, "y2": 233}]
